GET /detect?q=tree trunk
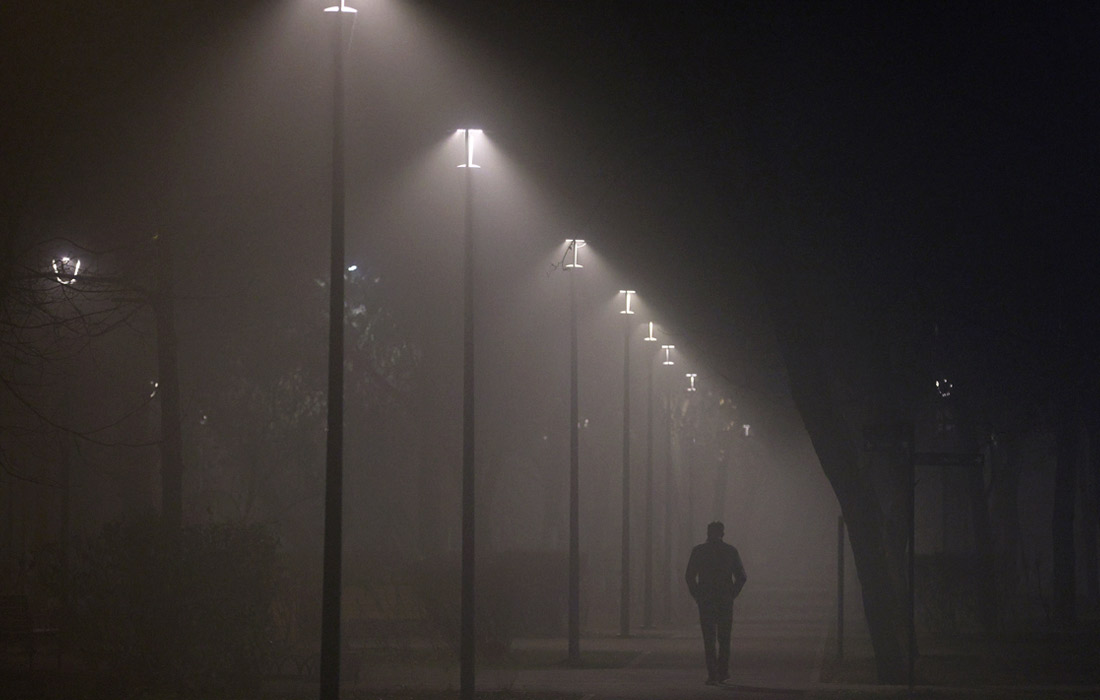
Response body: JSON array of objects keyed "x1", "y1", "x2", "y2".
[
  {"x1": 1052, "y1": 400, "x2": 1078, "y2": 628},
  {"x1": 1086, "y1": 414, "x2": 1099, "y2": 609},
  {"x1": 766, "y1": 295, "x2": 907, "y2": 683},
  {"x1": 965, "y1": 454, "x2": 998, "y2": 632},
  {"x1": 154, "y1": 233, "x2": 184, "y2": 531},
  {"x1": 712, "y1": 450, "x2": 730, "y2": 521}
]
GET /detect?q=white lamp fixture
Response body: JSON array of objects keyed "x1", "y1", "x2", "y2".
[
  {"x1": 686, "y1": 373, "x2": 697, "y2": 391},
  {"x1": 661, "y1": 345, "x2": 675, "y2": 365},
  {"x1": 619, "y1": 290, "x2": 636, "y2": 314},
  {"x1": 565, "y1": 239, "x2": 586, "y2": 269},
  {"x1": 457, "y1": 128, "x2": 483, "y2": 169},
  {"x1": 324, "y1": 0, "x2": 356, "y2": 13},
  {"x1": 644, "y1": 321, "x2": 657, "y2": 342}
]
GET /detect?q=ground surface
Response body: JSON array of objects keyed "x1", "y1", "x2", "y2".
[{"x1": 5, "y1": 581, "x2": 1100, "y2": 698}]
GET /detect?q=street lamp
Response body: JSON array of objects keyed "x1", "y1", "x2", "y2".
[
  {"x1": 458, "y1": 126, "x2": 481, "y2": 700},
  {"x1": 642, "y1": 322, "x2": 658, "y2": 629},
  {"x1": 618, "y1": 290, "x2": 635, "y2": 637},
  {"x1": 686, "y1": 373, "x2": 698, "y2": 392},
  {"x1": 661, "y1": 348, "x2": 677, "y2": 625},
  {"x1": 50, "y1": 257, "x2": 81, "y2": 285},
  {"x1": 565, "y1": 239, "x2": 585, "y2": 662},
  {"x1": 320, "y1": 1, "x2": 355, "y2": 698}
]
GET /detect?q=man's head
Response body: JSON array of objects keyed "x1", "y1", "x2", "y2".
[{"x1": 706, "y1": 521, "x2": 724, "y2": 540}]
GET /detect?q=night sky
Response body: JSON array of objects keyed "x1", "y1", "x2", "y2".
[{"x1": 4, "y1": 0, "x2": 1099, "y2": 493}]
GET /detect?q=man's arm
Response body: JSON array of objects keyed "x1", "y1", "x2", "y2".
[
  {"x1": 731, "y1": 548, "x2": 747, "y2": 599},
  {"x1": 685, "y1": 548, "x2": 700, "y2": 600}
]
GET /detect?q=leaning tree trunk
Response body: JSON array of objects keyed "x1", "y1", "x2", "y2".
[
  {"x1": 766, "y1": 288, "x2": 908, "y2": 683},
  {"x1": 1052, "y1": 398, "x2": 1078, "y2": 628},
  {"x1": 1086, "y1": 413, "x2": 1100, "y2": 609}
]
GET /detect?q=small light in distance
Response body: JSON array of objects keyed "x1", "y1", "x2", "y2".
[
  {"x1": 661, "y1": 344, "x2": 675, "y2": 365},
  {"x1": 935, "y1": 378, "x2": 952, "y2": 398},
  {"x1": 686, "y1": 373, "x2": 697, "y2": 391}
]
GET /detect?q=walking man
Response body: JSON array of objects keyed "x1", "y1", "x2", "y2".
[{"x1": 685, "y1": 521, "x2": 747, "y2": 685}]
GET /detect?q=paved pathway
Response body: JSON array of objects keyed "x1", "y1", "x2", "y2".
[
  {"x1": 358, "y1": 579, "x2": 836, "y2": 699},
  {"x1": 500, "y1": 580, "x2": 833, "y2": 699}
]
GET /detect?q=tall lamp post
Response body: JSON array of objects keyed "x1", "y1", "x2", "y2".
[
  {"x1": 458, "y1": 127, "x2": 481, "y2": 700},
  {"x1": 320, "y1": 2, "x2": 355, "y2": 698},
  {"x1": 659, "y1": 348, "x2": 677, "y2": 625},
  {"x1": 619, "y1": 289, "x2": 636, "y2": 637},
  {"x1": 642, "y1": 322, "x2": 658, "y2": 629},
  {"x1": 565, "y1": 239, "x2": 585, "y2": 662}
]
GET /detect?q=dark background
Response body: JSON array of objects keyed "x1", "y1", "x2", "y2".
[{"x1": 3, "y1": 0, "x2": 1099, "y2": 645}]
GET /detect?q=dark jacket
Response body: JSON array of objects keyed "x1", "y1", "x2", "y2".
[{"x1": 685, "y1": 538, "x2": 747, "y2": 605}]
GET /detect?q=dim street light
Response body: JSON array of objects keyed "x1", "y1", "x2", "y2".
[
  {"x1": 686, "y1": 373, "x2": 697, "y2": 391},
  {"x1": 51, "y1": 257, "x2": 81, "y2": 284},
  {"x1": 661, "y1": 344, "x2": 675, "y2": 366}
]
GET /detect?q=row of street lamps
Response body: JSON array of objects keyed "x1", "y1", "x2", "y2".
[
  {"x1": 564, "y1": 243, "x2": 704, "y2": 651},
  {"x1": 317, "y1": 3, "x2": 706, "y2": 698},
  {"x1": 46, "y1": 4, "x2": 707, "y2": 696}
]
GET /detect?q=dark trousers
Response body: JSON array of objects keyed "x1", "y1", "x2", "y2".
[{"x1": 697, "y1": 599, "x2": 733, "y2": 680}]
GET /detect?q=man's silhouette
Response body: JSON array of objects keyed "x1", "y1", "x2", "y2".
[{"x1": 685, "y1": 520, "x2": 747, "y2": 685}]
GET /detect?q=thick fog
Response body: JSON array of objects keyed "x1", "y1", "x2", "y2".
[{"x1": 3, "y1": 0, "x2": 841, "y2": 656}]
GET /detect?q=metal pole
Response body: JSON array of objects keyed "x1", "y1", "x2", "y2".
[
  {"x1": 460, "y1": 130, "x2": 477, "y2": 700},
  {"x1": 662, "y1": 377, "x2": 673, "y2": 624},
  {"x1": 643, "y1": 354, "x2": 654, "y2": 628},
  {"x1": 837, "y1": 515, "x2": 845, "y2": 661},
  {"x1": 568, "y1": 264, "x2": 580, "y2": 662},
  {"x1": 319, "y1": 9, "x2": 347, "y2": 699},
  {"x1": 620, "y1": 317, "x2": 631, "y2": 637},
  {"x1": 907, "y1": 426, "x2": 915, "y2": 693}
]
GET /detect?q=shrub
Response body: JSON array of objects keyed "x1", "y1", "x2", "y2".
[{"x1": 52, "y1": 515, "x2": 279, "y2": 693}]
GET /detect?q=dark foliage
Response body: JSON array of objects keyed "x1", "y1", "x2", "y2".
[{"x1": 45, "y1": 515, "x2": 279, "y2": 694}]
